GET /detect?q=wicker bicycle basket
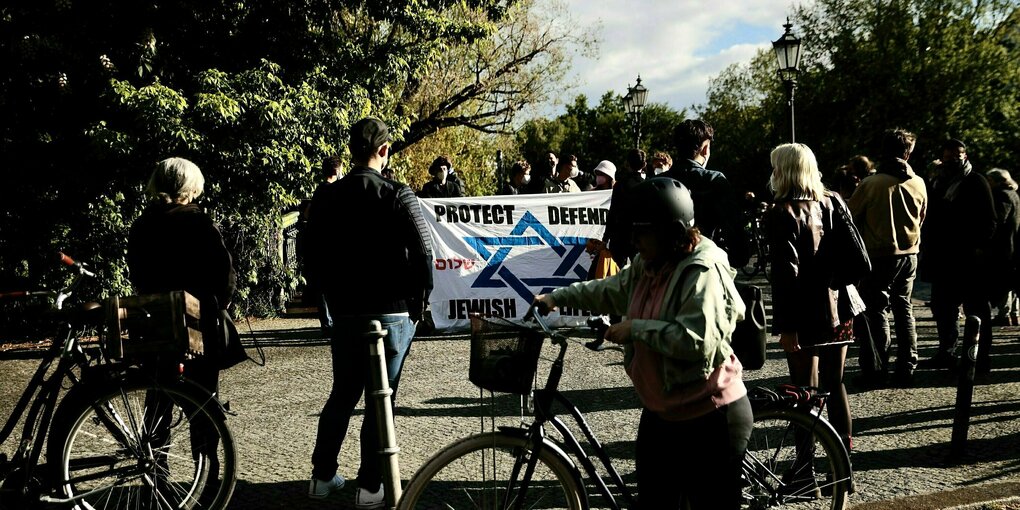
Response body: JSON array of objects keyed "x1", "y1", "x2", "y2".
[{"x1": 468, "y1": 314, "x2": 545, "y2": 395}]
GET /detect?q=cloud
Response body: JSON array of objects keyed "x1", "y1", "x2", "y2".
[{"x1": 551, "y1": 0, "x2": 805, "y2": 114}]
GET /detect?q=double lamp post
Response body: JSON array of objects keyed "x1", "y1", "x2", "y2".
[{"x1": 623, "y1": 76, "x2": 648, "y2": 149}]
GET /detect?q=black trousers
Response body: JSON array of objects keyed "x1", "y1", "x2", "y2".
[
  {"x1": 932, "y1": 275, "x2": 992, "y2": 370},
  {"x1": 634, "y1": 396, "x2": 752, "y2": 510}
]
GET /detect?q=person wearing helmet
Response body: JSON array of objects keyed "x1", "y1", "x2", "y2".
[{"x1": 533, "y1": 177, "x2": 751, "y2": 509}]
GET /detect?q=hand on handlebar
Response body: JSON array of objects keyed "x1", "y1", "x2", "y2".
[{"x1": 531, "y1": 294, "x2": 557, "y2": 316}]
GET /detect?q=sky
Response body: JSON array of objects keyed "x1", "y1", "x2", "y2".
[{"x1": 553, "y1": 0, "x2": 807, "y2": 115}]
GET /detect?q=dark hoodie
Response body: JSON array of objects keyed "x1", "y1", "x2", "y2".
[{"x1": 848, "y1": 158, "x2": 928, "y2": 257}]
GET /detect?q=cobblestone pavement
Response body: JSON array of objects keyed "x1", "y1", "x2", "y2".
[{"x1": 2, "y1": 279, "x2": 1018, "y2": 509}]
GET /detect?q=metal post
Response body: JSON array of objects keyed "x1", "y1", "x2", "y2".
[
  {"x1": 635, "y1": 110, "x2": 642, "y2": 149},
  {"x1": 365, "y1": 320, "x2": 402, "y2": 508},
  {"x1": 951, "y1": 315, "x2": 980, "y2": 457},
  {"x1": 787, "y1": 80, "x2": 797, "y2": 143}
]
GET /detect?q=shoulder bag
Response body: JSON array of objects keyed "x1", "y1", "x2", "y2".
[
  {"x1": 731, "y1": 281, "x2": 768, "y2": 370},
  {"x1": 826, "y1": 193, "x2": 871, "y2": 286},
  {"x1": 214, "y1": 307, "x2": 250, "y2": 370}
]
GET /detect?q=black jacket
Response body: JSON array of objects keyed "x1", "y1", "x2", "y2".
[
  {"x1": 603, "y1": 169, "x2": 644, "y2": 266},
  {"x1": 766, "y1": 195, "x2": 857, "y2": 344},
  {"x1": 128, "y1": 202, "x2": 236, "y2": 340},
  {"x1": 662, "y1": 159, "x2": 749, "y2": 267},
  {"x1": 306, "y1": 166, "x2": 434, "y2": 319}
]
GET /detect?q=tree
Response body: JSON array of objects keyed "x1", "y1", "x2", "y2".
[
  {"x1": 516, "y1": 92, "x2": 687, "y2": 174},
  {"x1": 699, "y1": 0, "x2": 1019, "y2": 195},
  {"x1": 0, "y1": 0, "x2": 591, "y2": 324},
  {"x1": 393, "y1": 0, "x2": 598, "y2": 154}
]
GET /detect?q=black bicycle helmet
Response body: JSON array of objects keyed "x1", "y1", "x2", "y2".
[{"x1": 630, "y1": 177, "x2": 695, "y2": 229}]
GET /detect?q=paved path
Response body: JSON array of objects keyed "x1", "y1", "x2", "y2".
[{"x1": 2, "y1": 278, "x2": 1018, "y2": 509}]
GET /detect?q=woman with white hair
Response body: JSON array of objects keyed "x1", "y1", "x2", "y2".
[
  {"x1": 127, "y1": 157, "x2": 237, "y2": 497},
  {"x1": 765, "y1": 143, "x2": 857, "y2": 474}
]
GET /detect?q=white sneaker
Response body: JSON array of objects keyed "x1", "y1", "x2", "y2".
[
  {"x1": 355, "y1": 485, "x2": 385, "y2": 509},
  {"x1": 308, "y1": 474, "x2": 345, "y2": 499}
]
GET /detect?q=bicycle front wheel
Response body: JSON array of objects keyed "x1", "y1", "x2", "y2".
[
  {"x1": 49, "y1": 379, "x2": 237, "y2": 510},
  {"x1": 743, "y1": 406, "x2": 851, "y2": 510},
  {"x1": 400, "y1": 432, "x2": 586, "y2": 510}
]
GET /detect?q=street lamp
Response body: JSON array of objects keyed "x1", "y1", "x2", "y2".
[
  {"x1": 624, "y1": 76, "x2": 648, "y2": 148},
  {"x1": 772, "y1": 18, "x2": 802, "y2": 143}
]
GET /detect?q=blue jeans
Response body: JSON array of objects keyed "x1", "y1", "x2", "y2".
[{"x1": 310, "y1": 314, "x2": 415, "y2": 489}]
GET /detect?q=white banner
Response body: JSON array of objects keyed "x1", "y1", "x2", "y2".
[{"x1": 420, "y1": 191, "x2": 613, "y2": 332}]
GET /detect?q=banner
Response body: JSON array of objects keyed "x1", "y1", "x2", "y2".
[{"x1": 420, "y1": 191, "x2": 612, "y2": 332}]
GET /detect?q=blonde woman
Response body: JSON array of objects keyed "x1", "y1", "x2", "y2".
[{"x1": 765, "y1": 143, "x2": 856, "y2": 461}]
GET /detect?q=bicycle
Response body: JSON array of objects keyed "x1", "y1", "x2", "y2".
[
  {"x1": 0, "y1": 253, "x2": 237, "y2": 510},
  {"x1": 398, "y1": 305, "x2": 852, "y2": 509},
  {"x1": 741, "y1": 201, "x2": 771, "y2": 280}
]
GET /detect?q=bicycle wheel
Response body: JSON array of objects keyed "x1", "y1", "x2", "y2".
[
  {"x1": 743, "y1": 406, "x2": 851, "y2": 510},
  {"x1": 49, "y1": 379, "x2": 237, "y2": 510},
  {"x1": 400, "y1": 432, "x2": 586, "y2": 510}
]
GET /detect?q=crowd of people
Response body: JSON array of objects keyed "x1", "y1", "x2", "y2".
[{"x1": 133, "y1": 114, "x2": 1015, "y2": 509}]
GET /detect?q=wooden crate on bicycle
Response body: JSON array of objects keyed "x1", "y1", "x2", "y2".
[
  {"x1": 105, "y1": 291, "x2": 203, "y2": 359},
  {"x1": 469, "y1": 313, "x2": 544, "y2": 395}
]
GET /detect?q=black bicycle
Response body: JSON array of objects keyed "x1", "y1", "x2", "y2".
[
  {"x1": 0, "y1": 253, "x2": 236, "y2": 510},
  {"x1": 398, "y1": 306, "x2": 852, "y2": 509}
]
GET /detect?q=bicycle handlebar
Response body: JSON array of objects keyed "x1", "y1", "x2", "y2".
[
  {"x1": 58, "y1": 252, "x2": 96, "y2": 277},
  {"x1": 525, "y1": 303, "x2": 610, "y2": 352}
]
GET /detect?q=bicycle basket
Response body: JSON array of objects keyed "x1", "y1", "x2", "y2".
[{"x1": 468, "y1": 314, "x2": 545, "y2": 395}]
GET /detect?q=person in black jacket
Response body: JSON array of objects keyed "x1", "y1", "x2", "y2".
[
  {"x1": 128, "y1": 157, "x2": 237, "y2": 495},
  {"x1": 662, "y1": 119, "x2": 750, "y2": 268},
  {"x1": 417, "y1": 155, "x2": 465, "y2": 198},
  {"x1": 919, "y1": 138, "x2": 996, "y2": 373},
  {"x1": 304, "y1": 118, "x2": 434, "y2": 509}
]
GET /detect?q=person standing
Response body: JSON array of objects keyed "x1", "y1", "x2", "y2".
[
  {"x1": 524, "y1": 150, "x2": 559, "y2": 194},
  {"x1": 544, "y1": 153, "x2": 582, "y2": 193},
  {"x1": 766, "y1": 143, "x2": 857, "y2": 454},
  {"x1": 534, "y1": 178, "x2": 750, "y2": 509},
  {"x1": 649, "y1": 151, "x2": 673, "y2": 176},
  {"x1": 301, "y1": 155, "x2": 343, "y2": 333},
  {"x1": 417, "y1": 155, "x2": 465, "y2": 198},
  {"x1": 919, "y1": 138, "x2": 996, "y2": 374},
  {"x1": 304, "y1": 118, "x2": 434, "y2": 508},
  {"x1": 602, "y1": 149, "x2": 647, "y2": 266},
  {"x1": 662, "y1": 119, "x2": 749, "y2": 268},
  {"x1": 497, "y1": 160, "x2": 531, "y2": 195},
  {"x1": 985, "y1": 169, "x2": 1020, "y2": 326},
  {"x1": 848, "y1": 128, "x2": 927, "y2": 387},
  {"x1": 590, "y1": 160, "x2": 617, "y2": 191},
  {"x1": 128, "y1": 157, "x2": 237, "y2": 492}
]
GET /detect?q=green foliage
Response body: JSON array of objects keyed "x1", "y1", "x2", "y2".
[
  {"x1": 516, "y1": 93, "x2": 687, "y2": 174},
  {"x1": 699, "y1": 0, "x2": 1020, "y2": 194},
  {"x1": 2, "y1": 0, "x2": 566, "y2": 330}
]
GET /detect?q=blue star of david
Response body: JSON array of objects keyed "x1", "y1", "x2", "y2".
[{"x1": 464, "y1": 211, "x2": 591, "y2": 302}]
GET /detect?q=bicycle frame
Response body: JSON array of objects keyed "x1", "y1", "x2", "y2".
[
  {"x1": 0, "y1": 319, "x2": 91, "y2": 502},
  {"x1": 516, "y1": 309, "x2": 636, "y2": 510}
]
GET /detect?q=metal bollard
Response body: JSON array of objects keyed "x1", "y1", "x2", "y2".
[
  {"x1": 365, "y1": 320, "x2": 402, "y2": 509},
  {"x1": 950, "y1": 315, "x2": 980, "y2": 457}
]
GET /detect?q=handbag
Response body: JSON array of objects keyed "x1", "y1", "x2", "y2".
[
  {"x1": 826, "y1": 193, "x2": 871, "y2": 286},
  {"x1": 731, "y1": 281, "x2": 768, "y2": 370},
  {"x1": 214, "y1": 308, "x2": 249, "y2": 369}
]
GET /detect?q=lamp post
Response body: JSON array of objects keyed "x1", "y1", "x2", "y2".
[
  {"x1": 772, "y1": 19, "x2": 802, "y2": 143},
  {"x1": 624, "y1": 76, "x2": 648, "y2": 148}
]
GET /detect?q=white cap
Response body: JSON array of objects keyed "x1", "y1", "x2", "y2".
[{"x1": 592, "y1": 160, "x2": 617, "y2": 181}]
